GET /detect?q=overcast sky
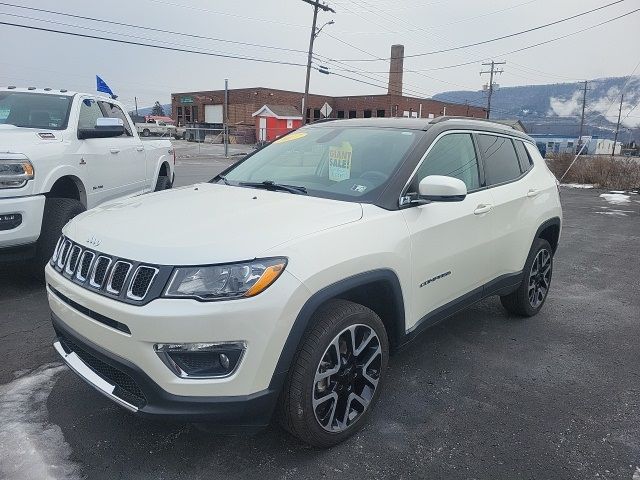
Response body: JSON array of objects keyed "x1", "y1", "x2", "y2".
[{"x1": 0, "y1": 0, "x2": 638, "y2": 112}]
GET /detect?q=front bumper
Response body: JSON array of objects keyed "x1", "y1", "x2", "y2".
[
  {"x1": 0, "y1": 193, "x2": 45, "y2": 252},
  {"x1": 52, "y1": 313, "x2": 282, "y2": 425},
  {"x1": 45, "y1": 262, "x2": 310, "y2": 422}
]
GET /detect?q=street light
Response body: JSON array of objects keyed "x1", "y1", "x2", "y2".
[{"x1": 315, "y1": 19, "x2": 334, "y2": 38}]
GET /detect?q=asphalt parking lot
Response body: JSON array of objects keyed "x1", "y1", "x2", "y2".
[{"x1": 1, "y1": 175, "x2": 639, "y2": 479}]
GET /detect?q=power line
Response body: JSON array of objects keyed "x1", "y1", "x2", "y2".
[
  {"x1": 143, "y1": 0, "x2": 309, "y2": 29},
  {"x1": 0, "y1": 2, "x2": 309, "y2": 54},
  {"x1": 335, "y1": 0, "x2": 627, "y2": 61},
  {"x1": 392, "y1": 9, "x2": 640, "y2": 72},
  {"x1": 0, "y1": 21, "x2": 308, "y2": 67}
]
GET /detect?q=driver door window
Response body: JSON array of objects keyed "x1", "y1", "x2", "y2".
[
  {"x1": 98, "y1": 101, "x2": 133, "y2": 136},
  {"x1": 408, "y1": 133, "x2": 480, "y2": 193},
  {"x1": 77, "y1": 98, "x2": 105, "y2": 132}
]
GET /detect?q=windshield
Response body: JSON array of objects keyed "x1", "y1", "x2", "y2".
[
  {"x1": 221, "y1": 126, "x2": 422, "y2": 202},
  {"x1": 0, "y1": 92, "x2": 73, "y2": 130}
]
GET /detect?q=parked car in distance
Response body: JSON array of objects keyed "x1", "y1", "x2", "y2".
[
  {"x1": 47, "y1": 117, "x2": 562, "y2": 447},
  {"x1": 135, "y1": 118, "x2": 177, "y2": 138},
  {"x1": 0, "y1": 87, "x2": 175, "y2": 274}
]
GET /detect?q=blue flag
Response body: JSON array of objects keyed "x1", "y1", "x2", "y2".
[{"x1": 96, "y1": 75, "x2": 116, "y2": 98}]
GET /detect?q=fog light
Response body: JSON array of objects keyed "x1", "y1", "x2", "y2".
[
  {"x1": 219, "y1": 353, "x2": 230, "y2": 370},
  {"x1": 154, "y1": 342, "x2": 245, "y2": 378}
]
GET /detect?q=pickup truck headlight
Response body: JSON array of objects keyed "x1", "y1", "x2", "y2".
[
  {"x1": 163, "y1": 258, "x2": 287, "y2": 301},
  {"x1": 0, "y1": 159, "x2": 34, "y2": 189}
]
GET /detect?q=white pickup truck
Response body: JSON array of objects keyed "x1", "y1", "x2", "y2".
[
  {"x1": 136, "y1": 119, "x2": 177, "y2": 138},
  {"x1": 0, "y1": 87, "x2": 175, "y2": 274}
]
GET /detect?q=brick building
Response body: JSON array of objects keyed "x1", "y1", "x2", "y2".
[{"x1": 171, "y1": 44, "x2": 486, "y2": 139}]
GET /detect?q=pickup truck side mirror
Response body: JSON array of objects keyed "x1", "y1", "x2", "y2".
[{"x1": 78, "y1": 117, "x2": 125, "y2": 139}]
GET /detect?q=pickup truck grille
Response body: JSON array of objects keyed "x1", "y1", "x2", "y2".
[{"x1": 50, "y1": 236, "x2": 165, "y2": 305}]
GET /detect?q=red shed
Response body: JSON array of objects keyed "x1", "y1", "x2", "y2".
[{"x1": 252, "y1": 104, "x2": 303, "y2": 142}]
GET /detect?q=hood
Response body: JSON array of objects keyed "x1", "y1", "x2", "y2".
[
  {"x1": 0, "y1": 125, "x2": 64, "y2": 151},
  {"x1": 65, "y1": 183, "x2": 363, "y2": 265}
]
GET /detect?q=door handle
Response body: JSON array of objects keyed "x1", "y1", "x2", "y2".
[
  {"x1": 136, "y1": 146, "x2": 144, "y2": 152},
  {"x1": 109, "y1": 149, "x2": 120, "y2": 154},
  {"x1": 527, "y1": 189, "x2": 540, "y2": 198},
  {"x1": 474, "y1": 204, "x2": 492, "y2": 215}
]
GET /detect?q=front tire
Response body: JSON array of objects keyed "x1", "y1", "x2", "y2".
[
  {"x1": 278, "y1": 299, "x2": 389, "y2": 448},
  {"x1": 31, "y1": 197, "x2": 85, "y2": 279},
  {"x1": 500, "y1": 238, "x2": 553, "y2": 317}
]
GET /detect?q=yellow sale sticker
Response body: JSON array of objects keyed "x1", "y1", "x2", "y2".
[
  {"x1": 328, "y1": 142, "x2": 353, "y2": 182},
  {"x1": 274, "y1": 132, "x2": 307, "y2": 144}
]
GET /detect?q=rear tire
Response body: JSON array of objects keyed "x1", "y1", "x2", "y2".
[
  {"x1": 154, "y1": 175, "x2": 171, "y2": 191},
  {"x1": 142, "y1": 128, "x2": 151, "y2": 137},
  {"x1": 278, "y1": 299, "x2": 389, "y2": 448},
  {"x1": 500, "y1": 238, "x2": 553, "y2": 317},
  {"x1": 31, "y1": 197, "x2": 85, "y2": 279}
]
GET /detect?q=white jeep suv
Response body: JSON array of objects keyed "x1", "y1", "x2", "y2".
[{"x1": 46, "y1": 117, "x2": 562, "y2": 447}]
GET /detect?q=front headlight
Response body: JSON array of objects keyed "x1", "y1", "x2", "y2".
[
  {"x1": 163, "y1": 257, "x2": 287, "y2": 301},
  {"x1": 0, "y1": 158, "x2": 34, "y2": 189}
]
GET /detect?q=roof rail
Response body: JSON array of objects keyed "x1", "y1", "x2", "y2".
[{"x1": 429, "y1": 116, "x2": 518, "y2": 130}]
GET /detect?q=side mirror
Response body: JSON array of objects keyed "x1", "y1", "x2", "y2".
[
  {"x1": 417, "y1": 175, "x2": 467, "y2": 202},
  {"x1": 78, "y1": 117, "x2": 125, "y2": 139}
]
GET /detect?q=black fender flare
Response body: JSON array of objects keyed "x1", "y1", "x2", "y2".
[
  {"x1": 534, "y1": 216, "x2": 561, "y2": 253},
  {"x1": 267, "y1": 269, "x2": 405, "y2": 392}
]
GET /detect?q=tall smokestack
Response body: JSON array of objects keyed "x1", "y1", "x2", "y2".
[{"x1": 388, "y1": 44, "x2": 404, "y2": 96}]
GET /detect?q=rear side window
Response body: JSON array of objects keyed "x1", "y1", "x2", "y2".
[
  {"x1": 513, "y1": 140, "x2": 533, "y2": 172},
  {"x1": 477, "y1": 134, "x2": 521, "y2": 186},
  {"x1": 408, "y1": 133, "x2": 480, "y2": 193}
]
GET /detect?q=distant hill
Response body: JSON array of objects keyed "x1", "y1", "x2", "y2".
[{"x1": 433, "y1": 76, "x2": 640, "y2": 140}]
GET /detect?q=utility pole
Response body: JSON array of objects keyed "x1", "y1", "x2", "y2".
[
  {"x1": 612, "y1": 93, "x2": 623, "y2": 158},
  {"x1": 480, "y1": 60, "x2": 505, "y2": 119},
  {"x1": 134, "y1": 96, "x2": 138, "y2": 116},
  {"x1": 224, "y1": 78, "x2": 229, "y2": 158},
  {"x1": 577, "y1": 80, "x2": 590, "y2": 153},
  {"x1": 301, "y1": 0, "x2": 335, "y2": 125}
]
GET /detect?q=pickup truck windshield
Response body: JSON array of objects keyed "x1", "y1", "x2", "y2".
[
  {"x1": 0, "y1": 92, "x2": 72, "y2": 130},
  {"x1": 222, "y1": 126, "x2": 422, "y2": 202}
]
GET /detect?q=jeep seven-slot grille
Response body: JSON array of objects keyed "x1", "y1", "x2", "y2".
[{"x1": 51, "y1": 236, "x2": 160, "y2": 303}]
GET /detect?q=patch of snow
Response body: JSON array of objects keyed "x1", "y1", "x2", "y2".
[
  {"x1": 600, "y1": 193, "x2": 631, "y2": 205},
  {"x1": 633, "y1": 466, "x2": 640, "y2": 480},
  {"x1": 609, "y1": 190, "x2": 626, "y2": 194},
  {"x1": 0, "y1": 364, "x2": 81, "y2": 480},
  {"x1": 561, "y1": 183, "x2": 595, "y2": 189},
  {"x1": 594, "y1": 210, "x2": 630, "y2": 216}
]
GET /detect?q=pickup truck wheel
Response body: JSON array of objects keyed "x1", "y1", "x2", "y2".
[
  {"x1": 278, "y1": 299, "x2": 389, "y2": 448},
  {"x1": 154, "y1": 175, "x2": 171, "y2": 191},
  {"x1": 500, "y1": 238, "x2": 553, "y2": 317},
  {"x1": 142, "y1": 128, "x2": 151, "y2": 137},
  {"x1": 31, "y1": 197, "x2": 85, "y2": 279}
]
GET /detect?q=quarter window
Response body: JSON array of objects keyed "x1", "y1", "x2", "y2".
[
  {"x1": 477, "y1": 134, "x2": 521, "y2": 185},
  {"x1": 408, "y1": 133, "x2": 480, "y2": 193},
  {"x1": 513, "y1": 140, "x2": 533, "y2": 172}
]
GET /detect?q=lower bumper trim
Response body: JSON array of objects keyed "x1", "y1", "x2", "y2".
[
  {"x1": 53, "y1": 341, "x2": 138, "y2": 412},
  {"x1": 51, "y1": 312, "x2": 284, "y2": 427}
]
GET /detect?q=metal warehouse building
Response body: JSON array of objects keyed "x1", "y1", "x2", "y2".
[{"x1": 170, "y1": 45, "x2": 487, "y2": 141}]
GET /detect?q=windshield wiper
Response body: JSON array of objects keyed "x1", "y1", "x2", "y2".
[{"x1": 239, "y1": 180, "x2": 307, "y2": 195}]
